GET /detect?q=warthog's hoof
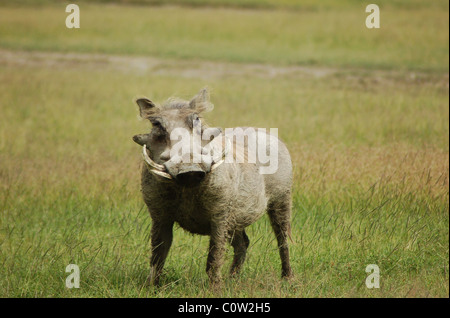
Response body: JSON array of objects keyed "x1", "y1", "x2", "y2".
[{"x1": 281, "y1": 270, "x2": 294, "y2": 281}]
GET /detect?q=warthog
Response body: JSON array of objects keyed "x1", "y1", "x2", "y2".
[{"x1": 132, "y1": 88, "x2": 293, "y2": 286}]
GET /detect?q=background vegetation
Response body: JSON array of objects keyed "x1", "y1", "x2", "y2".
[{"x1": 0, "y1": 0, "x2": 448, "y2": 297}]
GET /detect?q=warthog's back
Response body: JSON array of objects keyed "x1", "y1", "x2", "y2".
[{"x1": 228, "y1": 127, "x2": 293, "y2": 207}]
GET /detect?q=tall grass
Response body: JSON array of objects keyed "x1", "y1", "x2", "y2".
[
  {"x1": 0, "y1": 53, "x2": 447, "y2": 296},
  {"x1": 0, "y1": 0, "x2": 448, "y2": 297}
]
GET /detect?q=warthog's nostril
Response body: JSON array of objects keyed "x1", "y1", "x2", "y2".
[{"x1": 176, "y1": 171, "x2": 206, "y2": 186}]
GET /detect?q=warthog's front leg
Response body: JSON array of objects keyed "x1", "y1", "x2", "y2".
[
  {"x1": 148, "y1": 220, "x2": 174, "y2": 286},
  {"x1": 206, "y1": 222, "x2": 228, "y2": 286}
]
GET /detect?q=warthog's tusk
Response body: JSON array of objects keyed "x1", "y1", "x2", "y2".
[
  {"x1": 210, "y1": 159, "x2": 224, "y2": 171},
  {"x1": 211, "y1": 137, "x2": 231, "y2": 171},
  {"x1": 142, "y1": 145, "x2": 165, "y2": 170},
  {"x1": 142, "y1": 145, "x2": 173, "y2": 179},
  {"x1": 149, "y1": 169, "x2": 173, "y2": 179}
]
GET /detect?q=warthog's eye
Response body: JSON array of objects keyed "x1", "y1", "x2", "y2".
[
  {"x1": 150, "y1": 119, "x2": 163, "y2": 129},
  {"x1": 190, "y1": 114, "x2": 201, "y2": 128},
  {"x1": 150, "y1": 119, "x2": 167, "y2": 139}
]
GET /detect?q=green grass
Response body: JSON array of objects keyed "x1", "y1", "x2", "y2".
[
  {"x1": 0, "y1": 1, "x2": 448, "y2": 297},
  {"x1": 0, "y1": 2, "x2": 448, "y2": 71}
]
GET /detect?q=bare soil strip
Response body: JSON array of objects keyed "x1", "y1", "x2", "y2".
[{"x1": 1, "y1": 49, "x2": 448, "y2": 87}]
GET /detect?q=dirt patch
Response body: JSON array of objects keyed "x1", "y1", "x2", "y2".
[
  {"x1": 0, "y1": 48, "x2": 448, "y2": 89},
  {"x1": 0, "y1": 48, "x2": 336, "y2": 79}
]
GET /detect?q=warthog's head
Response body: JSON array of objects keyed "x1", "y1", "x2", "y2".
[{"x1": 133, "y1": 88, "x2": 228, "y2": 187}]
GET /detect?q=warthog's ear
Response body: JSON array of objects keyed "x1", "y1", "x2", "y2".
[
  {"x1": 189, "y1": 88, "x2": 214, "y2": 113},
  {"x1": 136, "y1": 97, "x2": 159, "y2": 118}
]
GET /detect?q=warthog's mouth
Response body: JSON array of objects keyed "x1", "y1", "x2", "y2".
[{"x1": 142, "y1": 138, "x2": 231, "y2": 180}]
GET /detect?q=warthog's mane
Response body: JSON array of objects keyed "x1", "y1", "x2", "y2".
[
  {"x1": 157, "y1": 97, "x2": 213, "y2": 127},
  {"x1": 145, "y1": 97, "x2": 202, "y2": 121},
  {"x1": 161, "y1": 97, "x2": 190, "y2": 110}
]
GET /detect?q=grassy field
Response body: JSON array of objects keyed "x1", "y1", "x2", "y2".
[
  {"x1": 0, "y1": 1, "x2": 448, "y2": 297},
  {"x1": 0, "y1": 1, "x2": 448, "y2": 71}
]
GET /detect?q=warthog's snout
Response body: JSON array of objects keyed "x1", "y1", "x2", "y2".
[
  {"x1": 176, "y1": 167, "x2": 206, "y2": 186},
  {"x1": 164, "y1": 160, "x2": 206, "y2": 186}
]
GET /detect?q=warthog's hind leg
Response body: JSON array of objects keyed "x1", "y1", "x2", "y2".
[
  {"x1": 229, "y1": 230, "x2": 250, "y2": 276},
  {"x1": 268, "y1": 198, "x2": 293, "y2": 279}
]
